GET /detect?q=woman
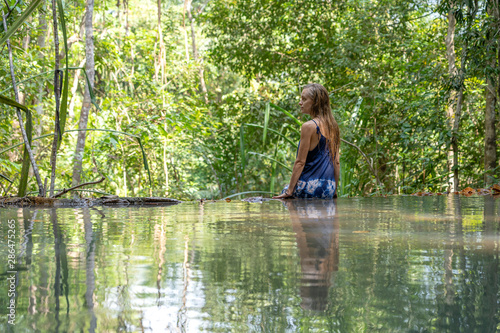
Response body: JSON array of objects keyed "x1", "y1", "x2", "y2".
[{"x1": 273, "y1": 83, "x2": 340, "y2": 199}]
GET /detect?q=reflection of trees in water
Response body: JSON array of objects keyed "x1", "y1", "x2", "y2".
[
  {"x1": 411, "y1": 196, "x2": 500, "y2": 332},
  {"x1": 478, "y1": 197, "x2": 498, "y2": 331},
  {"x1": 284, "y1": 199, "x2": 339, "y2": 311},
  {"x1": 176, "y1": 205, "x2": 198, "y2": 331},
  {"x1": 22, "y1": 209, "x2": 36, "y2": 317},
  {"x1": 441, "y1": 196, "x2": 462, "y2": 328},
  {"x1": 2, "y1": 198, "x2": 499, "y2": 331},
  {"x1": 82, "y1": 208, "x2": 97, "y2": 333},
  {"x1": 437, "y1": 196, "x2": 500, "y2": 332},
  {"x1": 49, "y1": 208, "x2": 71, "y2": 332},
  {"x1": 155, "y1": 218, "x2": 166, "y2": 304},
  {"x1": 482, "y1": 197, "x2": 499, "y2": 333}
]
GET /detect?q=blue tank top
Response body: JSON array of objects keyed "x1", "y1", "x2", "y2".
[{"x1": 281, "y1": 120, "x2": 337, "y2": 199}]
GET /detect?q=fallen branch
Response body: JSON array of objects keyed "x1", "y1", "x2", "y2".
[
  {"x1": 341, "y1": 138, "x2": 383, "y2": 188},
  {"x1": 0, "y1": 195, "x2": 181, "y2": 207},
  {"x1": 53, "y1": 177, "x2": 105, "y2": 198}
]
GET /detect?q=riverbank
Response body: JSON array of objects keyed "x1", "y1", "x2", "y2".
[{"x1": 0, "y1": 196, "x2": 181, "y2": 208}]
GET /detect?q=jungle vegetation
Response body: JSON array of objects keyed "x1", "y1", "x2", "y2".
[{"x1": 0, "y1": 0, "x2": 499, "y2": 200}]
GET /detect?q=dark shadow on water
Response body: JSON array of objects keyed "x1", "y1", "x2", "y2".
[{"x1": 283, "y1": 199, "x2": 339, "y2": 311}]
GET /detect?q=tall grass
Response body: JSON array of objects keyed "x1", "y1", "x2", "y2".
[{"x1": 236, "y1": 103, "x2": 300, "y2": 198}]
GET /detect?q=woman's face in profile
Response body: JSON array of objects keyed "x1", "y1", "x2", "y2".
[{"x1": 299, "y1": 89, "x2": 313, "y2": 115}]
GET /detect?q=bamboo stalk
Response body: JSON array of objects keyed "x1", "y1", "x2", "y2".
[
  {"x1": 49, "y1": 0, "x2": 61, "y2": 197},
  {"x1": 2, "y1": 13, "x2": 45, "y2": 197}
]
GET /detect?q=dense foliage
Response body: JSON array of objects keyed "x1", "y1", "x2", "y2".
[{"x1": 0, "y1": 0, "x2": 498, "y2": 199}]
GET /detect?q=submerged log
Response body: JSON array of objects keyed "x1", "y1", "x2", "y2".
[{"x1": 0, "y1": 196, "x2": 181, "y2": 208}]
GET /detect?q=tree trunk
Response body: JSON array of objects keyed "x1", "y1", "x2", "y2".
[
  {"x1": 19, "y1": 16, "x2": 32, "y2": 113},
  {"x1": 162, "y1": 114, "x2": 169, "y2": 195},
  {"x1": 49, "y1": 0, "x2": 61, "y2": 197},
  {"x1": 68, "y1": 58, "x2": 86, "y2": 120},
  {"x1": 124, "y1": 0, "x2": 129, "y2": 36},
  {"x1": 156, "y1": 0, "x2": 166, "y2": 93},
  {"x1": 33, "y1": 7, "x2": 48, "y2": 157},
  {"x1": 186, "y1": 0, "x2": 209, "y2": 104},
  {"x1": 183, "y1": 0, "x2": 190, "y2": 61},
  {"x1": 129, "y1": 44, "x2": 135, "y2": 94},
  {"x1": 72, "y1": 0, "x2": 95, "y2": 191},
  {"x1": 452, "y1": 89, "x2": 464, "y2": 191},
  {"x1": 445, "y1": 1, "x2": 476, "y2": 192},
  {"x1": 445, "y1": 3, "x2": 458, "y2": 192},
  {"x1": 453, "y1": 4, "x2": 478, "y2": 191},
  {"x1": 484, "y1": 4, "x2": 499, "y2": 186},
  {"x1": 22, "y1": 16, "x2": 32, "y2": 50},
  {"x1": 485, "y1": 73, "x2": 497, "y2": 186},
  {"x1": 186, "y1": 0, "x2": 196, "y2": 59}
]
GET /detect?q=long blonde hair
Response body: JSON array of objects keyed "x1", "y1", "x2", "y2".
[{"x1": 303, "y1": 83, "x2": 340, "y2": 164}]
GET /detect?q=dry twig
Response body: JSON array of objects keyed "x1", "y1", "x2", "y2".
[{"x1": 53, "y1": 177, "x2": 105, "y2": 198}]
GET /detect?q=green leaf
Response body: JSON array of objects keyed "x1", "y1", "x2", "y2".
[
  {"x1": 136, "y1": 137, "x2": 153, "y2": 190},
  {"x1": 0, "y1": 0, "x2": 45, "y2": 46},
  {"x1": 57, "y1": 0, "x2": 69, "y2": 147},
  {"x1": 269, "y1": 103, "x2": 301, "y2": 126},
  {"x1": 157, "y1": 124, "x2": 169, "y2": 138},
  {"x1": 0, "y1": 173, "x2": 13, "y2": 183},
  {"x1": 0, "y1": 94, "x2": 28, "y2": 111},
  {"x1": 240, "y1": 124, "x2": 246, "y2": 172},
  {"x1": 262, "y1": 102, "x2": 270, "y2": 145},
  {"x1": 270, "y1": 125, "x2": 287, "y2": 193}
]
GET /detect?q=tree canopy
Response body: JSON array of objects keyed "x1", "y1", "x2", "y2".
[{"x1": 0, "y1": 0, "x2": 498, "y2": 199}]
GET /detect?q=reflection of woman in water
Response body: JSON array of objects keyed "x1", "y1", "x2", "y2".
[
  {"x1": 284, "y1": 199, "x2": 339, "y2": 311},
  {"x1": 273, "y1": 83, "x2": 340, "y2": 199}
]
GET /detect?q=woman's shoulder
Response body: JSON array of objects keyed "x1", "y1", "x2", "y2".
[
  {"x1": 300, "y1": 121, "x2": 317, "y2": 136},
  {"x1": 301, "y1": 120, "x2": 317, "y2": 131}
]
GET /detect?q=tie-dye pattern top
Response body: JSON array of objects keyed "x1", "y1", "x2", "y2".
[{"x1": 281, "y1": 120, "x2": 337, "y2": 199}]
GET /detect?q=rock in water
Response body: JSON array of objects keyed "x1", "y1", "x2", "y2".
[{"x1": 241, "y1": 196, "x2": 272, "y2": 203}]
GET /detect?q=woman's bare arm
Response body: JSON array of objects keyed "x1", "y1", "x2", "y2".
[
  {"x1": 334, "y1": 149, "x2": 340, "y2": 197},
  {"x1": 334, "y1": 149, "x2": 340, "y2": 187},
  {"x1": 273, "y1": 122, "x2": 316, "y2": 199}
]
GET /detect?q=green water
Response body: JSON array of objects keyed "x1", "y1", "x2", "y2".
[{"x1": 0, "y1": 197, "x2": 499, "y2": 332}]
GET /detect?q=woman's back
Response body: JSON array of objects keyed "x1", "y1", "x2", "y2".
[
  {"x1": 284, "y1": 120, "x2": 337, "y2": 199},
  {"x1": 274, "y1": 83, "x2": 340, "y2": 200}
]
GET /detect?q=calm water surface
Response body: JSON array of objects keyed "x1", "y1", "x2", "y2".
[{"x1": 0, "y1": 197, "x2": 499, "y2": 332}]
